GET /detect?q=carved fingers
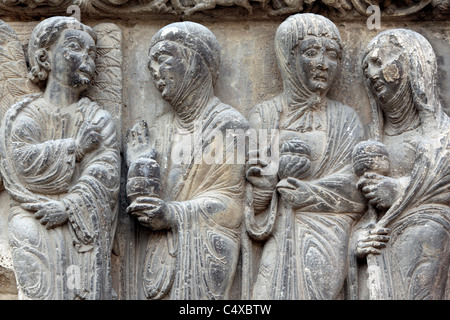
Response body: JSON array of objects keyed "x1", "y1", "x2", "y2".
[
  {"x1": 126, "y1": 196, "x2": 171, "y2": 230},
  {"x1": 21, "y1": 200, "x2": 69, "y2": 229},
  {"x1": 76, "y1": 120, "x2": 103, "y2": 160},
  {"x1": 276, "y1": 177, "x2": 309, "y2": 208},
  {"x1": 356, "y1": 227, "x2": 390, "y2": 258},
  {"x1": 125, "y1": 120, "x2": 155, "y2": 167},
  {"x1": 245, "y1": 149, "x2": 278, "y2": 189},
  {"x1": 357, "y1": 172, "x2": 401, "y2": 210}
]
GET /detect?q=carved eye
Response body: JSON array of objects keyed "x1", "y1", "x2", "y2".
[
  {"x1": 327, "y1": 50, "x2": 338, "y2": 60},
  {"x1": 362, "y1": 62, "x2": 368, "y2": 74},
  {"x1": 303, "y1": 49, "x2": 319, "y2": 58},
  {"x1": 157, "y1": 54, "x2": 171, "y2": 65},
  {"x1": 67, "y1": 42, "x2": 82, "y2": 51}
]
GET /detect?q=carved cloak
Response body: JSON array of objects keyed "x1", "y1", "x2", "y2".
[
  {"x1": 136, "y1": 97, "x2": 248, "y2": 300},
  {"x1": 246, "y1": 95, "x2": 366, "y2": 299},
  {"x1": 0, "y1": 94, "x2": 120, "y2": 299}
]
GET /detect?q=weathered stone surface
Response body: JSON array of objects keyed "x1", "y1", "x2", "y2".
[
  {"x1": 348, "y1": 28, "x2": 450, "y2": 300},
  {"x1": 244, "y1": 13, "x2": 366, "y2": 300},
  {"x1": 0, "y1": 3, "x2": 448, "y2": 301},
  {"x1": 124, "y1": 21, "x2": 249, "y2": 300},
  {"x1": 0, "y1": 16, "x2": 121, "y2": 300}
]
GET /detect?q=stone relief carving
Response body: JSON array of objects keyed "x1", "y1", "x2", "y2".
[
  {"x1": 348, "y1": 29, "x2": 450, "y2": 300},
  {"x1": 243, "y1": 13, "x2": 366, "y2": 300},
  {"x1": 0, "y1": 16, "x2": 122, "y2": 299},
  {"x1": 124, "y1": 22, "x2": 249, "y2": 300},
  {"x1": 0, "y1": 0, "x2": 448, "y2": 17},
  {"x1": 0, "y1": 0, "x2": 447, "y2": 301}
]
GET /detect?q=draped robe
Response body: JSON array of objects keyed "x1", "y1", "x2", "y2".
[
  {"x1": 247, "y1": 94, "x2": 366, "y2": 300},
  {"x1": 0, "y1": 94, "x2": 120, "y2": 300},
  {"x1": 135, "y1": 97, "x2": 248, "y2": 300},
  {"x1": 347, "y1": 115, "x2": 450, "y2": 300}
]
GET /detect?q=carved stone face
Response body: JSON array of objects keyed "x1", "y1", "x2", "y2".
[
  {"x1": 294, "y1": 36, "x2": 341, "y2": 94},
  {"x1": 148, "y1": 41, "x2": 190, "y2": 104},
  {"x1": 362, "y1": 36, "x2": 407, "y2": 106},
  {"x1": 49, "y1": 28, "x2": 96, "y2": 90}
]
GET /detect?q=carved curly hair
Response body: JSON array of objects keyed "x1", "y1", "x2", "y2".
[{"x1": 27, "y1": 16, "x2": 97, "y2": 84}]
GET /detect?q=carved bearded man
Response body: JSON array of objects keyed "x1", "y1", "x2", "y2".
[
  {"x1": 245, "y1": 13, "x2": 366, "y2": 299},
  {"x1": 0, "y1": 17, "x2": 120, "y2": 299},
  {"x1": 125, "y1": 22, "x2": 248, "y2": 300}
]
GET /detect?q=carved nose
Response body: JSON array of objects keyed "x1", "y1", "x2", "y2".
[
  {"x1": 79, "y1": 64, "x2": 93, "y2": 76},
  {"x1": 316, "y1": 54, "x2": 328, "y2": 70}
]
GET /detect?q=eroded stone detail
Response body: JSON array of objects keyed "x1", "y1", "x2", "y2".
[
  {"x1": 348, "y1": 29, "x2": 450, "y2": 300},
  {"x1": 244, "y1": 13, "x2": 366, "y2": 300},
  {"x1": 0, "y1": 16, "x2": 121, "y2": 300},
  {"x1": 0, "y1": 6, "x2": 448, "y2": 302},
  {"x1": 125, "y1": 22, "x2": 249, "y2": 300},
  {"x1": 0, "y1": 0, "x2": 448, "y2": 18}
]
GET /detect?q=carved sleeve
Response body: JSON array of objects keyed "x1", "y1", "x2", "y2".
[
  {"x1": 11, "y1": 112, "x2": 77, "y2": 194},
  {"x1": 289, "y1": 103, "x2": 366, "y2": 213},
  {"x1": 63, "y1": 107, "x2": 120, "y2": 246}
]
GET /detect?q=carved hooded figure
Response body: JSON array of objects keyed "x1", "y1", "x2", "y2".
[
  {"x1": 348, "y1": 29, "x2": 450, "y2": 300},
  {"x1": 244, "y1": 13, "x2": 366, "y2": 300},
  {"x1": 125, "y1": 22, "x2": 248, "y2": 300},
  {"x1": 0, "y1": 17, "x2": 120, "y2": 300}
]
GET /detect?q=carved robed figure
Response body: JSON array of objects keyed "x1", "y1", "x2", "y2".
[
  {"x1": 0, "y1": 17, "x2": 121, "y2": 300},
  {"x1": 244, "y1": 13, "x2": 366, "y2": 300},
  {"x1": 348, "y1": 29, "x2": 450, "y2": 300},
  {"x1": 125, "y1": 22, "x2": 248, "y2": 300}
]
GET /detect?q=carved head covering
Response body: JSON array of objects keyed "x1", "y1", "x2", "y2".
[
  {"x1": 362, "y1": 29, "x2": 448, "y2": 138},
  {"x1": 149, "y1": 22, "x2": 221, "y2": 86},
  {"x1": 28, "y1": 16, "x2": 97, "y2": 85},
  {"x1": 149, "y1": 22, "x2": 221, "y2": 129},
  {"x1": 274, "y1": 13, "x2": 343, "y2": 131}
]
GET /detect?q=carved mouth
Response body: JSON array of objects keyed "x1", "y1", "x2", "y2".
[
  {"x1": 374, "y1": 80, "x2": 385, "y2": 93},
  {"x1": 313, "y1": 73, "x2": 328, "y2": 82},
  {"x1": 77, "y1": 70, "x2": 93, "y2": 81},
  {"x1": 156, "y1": 80, "x2": 166, "y2": 92}
]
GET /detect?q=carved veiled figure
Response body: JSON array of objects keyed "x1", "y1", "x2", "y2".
[
  {"x1": 0, "y1": 17, "x2": 121, "y2": 299},
  {"x1": 244, "y1": 13, "x2": 366, "y2": 300},
  {"x1": 125, "y1": 22, "x2": 248, "y2": 300},
  {"x1": 348, "y1": 29, "x2": 450, "y2": 300}
]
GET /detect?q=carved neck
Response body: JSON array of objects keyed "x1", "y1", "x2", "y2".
[
  {"x1": 43, "y1": 74, "x2": 82, "y2": 108},
  {"x1": 382, "y1": 84, "x2": 420, "y2": 136}
]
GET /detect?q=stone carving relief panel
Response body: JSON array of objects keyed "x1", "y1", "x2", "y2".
[
  {"x1": 0, "y1": 0, "x2": 449, "y2": 17},
  {"x1": 0, "y1": 0, "x2": 448, "y2": 302},
  {"x1": 0, "y1": 17, "x2": 122, "y2": 299},
  {"x1": 348, "y1": 28, "x2": 450, "y2": 300}
]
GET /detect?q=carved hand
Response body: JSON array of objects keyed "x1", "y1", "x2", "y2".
[
  {"x1": 357, "y1": 172, "x2": 402, "y2": 210},
  {"x1": 356, "y1": 227, "x2": 390, "y2": 258},
  {"x1": 76, "y1": 119, "x2": 103, "y2": 160},
  {"x1": 125, "y1": 120, "x2": 155, "y2": 167},
  {"x1": 276, "y1": 177, "x2": 310, "y2": 208},
  {"x1": 126, "y1": 196, "x2": 171, "y2": 230},
  {"x1": 245, "y1": 149, "x2": 278, "y2": 190},
  {"x1": 21, "y1": 200, "x2": 69, "y2": 229}
]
